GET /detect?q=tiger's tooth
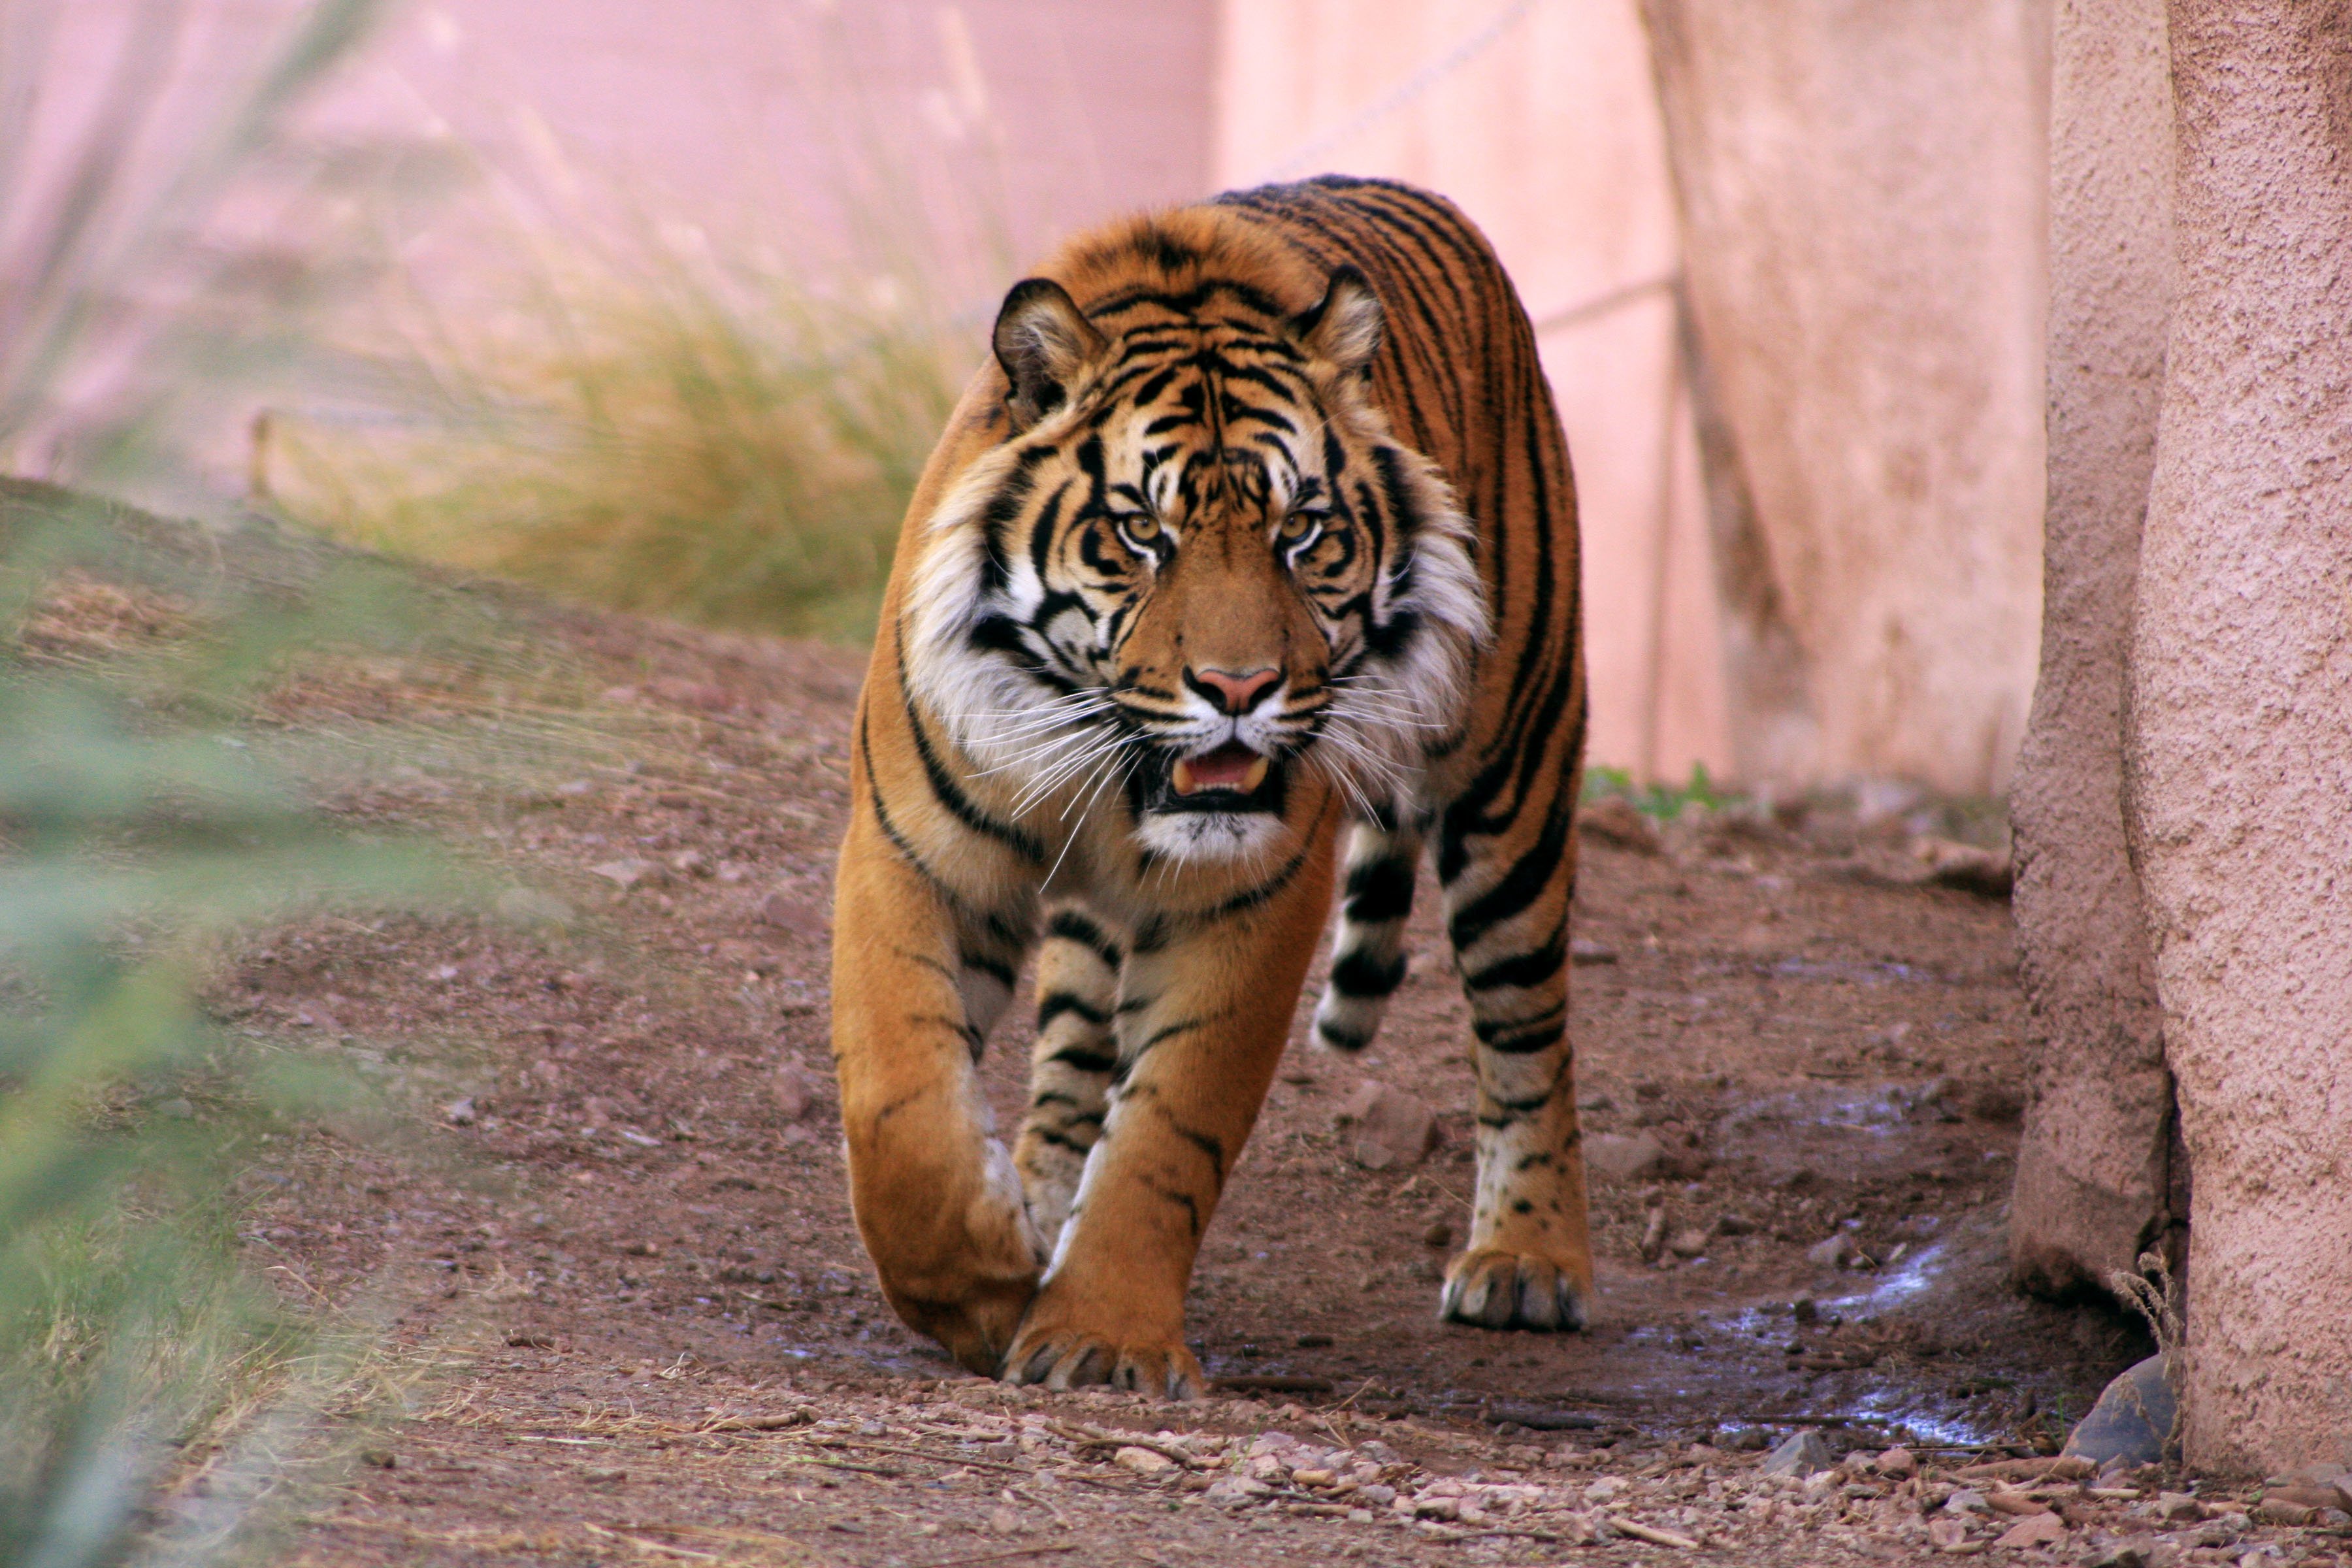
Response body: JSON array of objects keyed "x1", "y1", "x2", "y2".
[
  {"x1": 1172, "y1": 758, "x2": 1199, "y2": 795},
  {"x1": 1241, "y1": 756, "x2": 1269, "y2": 792}
]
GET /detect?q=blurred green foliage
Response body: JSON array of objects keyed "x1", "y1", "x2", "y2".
[
  {"x1": 0, "y1": 487, "x2": 446, "y2": 1567},
  {"x1": 0, "y1": 0, "x2": 466, "y2": 1560},
  {"x1": 1583, "y1": 761, "x2": 1738, "y2": 821}
]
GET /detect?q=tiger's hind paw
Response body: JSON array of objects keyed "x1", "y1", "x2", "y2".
[{"x1": 1439, "y1": 1247, "x2": 1592, "y2": 1331}]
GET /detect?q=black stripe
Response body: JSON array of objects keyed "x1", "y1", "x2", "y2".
[
  {"x1": 1131, "y1": 1016, "x2": 1206, "y2": 1055},
  {"x1": 894, "y1": 645, "x2": 1047, "y2": 866},
  {"x1": 1330, "y1": 948, "x2": 1407, "y2": 999},
  {"x1": 1044, "y1": 908, "x2": 1125, "y2": 968},
  {"x1": 1143, "y1": 1177, "x2": 1201, "y2": 1237},
  {"x1": 889, "y1": 946, "x2": 958, "y2": 984},
  {"x1": 1084, "y1": 278, "x2": 1290, "y2": 321},
  {"x1": 1473, "y1": 1005, "x2": 1567, "y2": 1053},
  {"x1": 1462, "y1": 924, "x2": 1567, "y2": 993},
  {"x1": 1316, "y1": 1020, "x2": 1371, "y2": 1051},
  {"x1": 860, "y1": 710, "x2": 956, "y2": 896},
  {"x1": 1036, "y1": 991, "x2": 1111, "y2": 1031},
  {"x1": 1172, "y1": 1120, "x2": 1228, "y2": 1183},
  {"x1": 1446, "y1": 800, "x2": 1572, "y2": 952},
  {"x1": 1343, "y1": 853, "x2": 1417, "y2": 923},
  {"x1": 909, "y1": 1011, "x2": 985, "y2": 1054},
  {"x1": 1193, "y1": 793, "x2": 1334, "y2": 924},
  {"x1": 963, "y1": 953, "x2": 1017, "y2": 988}
]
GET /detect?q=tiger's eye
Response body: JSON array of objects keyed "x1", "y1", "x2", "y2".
[
  {"x1": 1277, "y1": 510, "x2": 1326, "y2": 544},
  {"x1": 1120, "y1": 512, "x2": 1161, "y2": 543}
]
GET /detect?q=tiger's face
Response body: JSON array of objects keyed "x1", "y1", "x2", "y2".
[{"x1": 906, "y1": 265, "x2": 1486, "y2": 865}]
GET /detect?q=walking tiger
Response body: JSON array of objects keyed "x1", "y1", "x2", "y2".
[{"x1": 830, "y1": 175, "x2": 1590, "y2": 1396}]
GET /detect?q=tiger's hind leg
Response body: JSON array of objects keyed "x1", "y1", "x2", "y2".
[
  {"x1": 1013, "y1": 906, "x2": 1122, "y2": 1254},
  {"x1": 1434, "y1": 788, "x2": 1593, "y2": 1332},
  {"x1": 1311, "y1": 819, "x2": 1423, "y2": 1054}
]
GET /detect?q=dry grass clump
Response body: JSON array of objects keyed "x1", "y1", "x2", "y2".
[{"x1": 274, "y1": 248, "x2": 968, "y2": 644}]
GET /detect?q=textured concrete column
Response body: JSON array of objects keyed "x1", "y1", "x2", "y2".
[
  {"x1": 1641, "y1": 0, "x2": 2051, "y2": 792},
  {"x1": 2006, "y1": 0, "x2": 2178, "y2": 1301},
  {"x1": 2128, "y1": 0, "x2": 2352, "y2": 1476}
]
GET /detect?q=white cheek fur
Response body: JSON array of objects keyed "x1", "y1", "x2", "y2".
[{"x1": 899, "y1": 405, "x2": 1491, "y2": 847}]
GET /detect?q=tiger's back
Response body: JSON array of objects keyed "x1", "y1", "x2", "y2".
[
  {"x1": 1216, "y1": 178, "x2": 1589, "y2": 1064},
  {"x1": 831, "y1": 176, "x2": 1592, "y2": 1392}
]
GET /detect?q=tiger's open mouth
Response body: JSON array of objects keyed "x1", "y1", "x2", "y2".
[{"x1": 1148, "y1": 741, "x2": 1283, "y2": 814}]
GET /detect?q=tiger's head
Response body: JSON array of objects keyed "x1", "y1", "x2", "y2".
[{"x1": 904, "y1": 223, "x2": 1488, "y2": 866}]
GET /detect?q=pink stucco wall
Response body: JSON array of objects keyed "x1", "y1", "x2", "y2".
[
  {"x1": 367, "y1": 1, "x2": 1217, "y2": 302},
  {"x1": 25, "y1": 0, "x2": 1833, "y2": 783}
]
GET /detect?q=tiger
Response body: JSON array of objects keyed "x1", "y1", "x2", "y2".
[{"x1": 830, "y1": 174, "x2": 1590, "y2": 1396}]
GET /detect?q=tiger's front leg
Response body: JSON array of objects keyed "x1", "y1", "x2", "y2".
[
  {"x1": 831, "y1": 802, "x2": 1042, "y2": 1375},
  {"x1": 1002, "y1": 834, "x2": 1337, "y2": 1397}
]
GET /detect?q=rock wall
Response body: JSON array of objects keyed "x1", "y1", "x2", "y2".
[
  {"x1": 2006, "y1": 0, "x2": 2179, "y2": 1301},
  {"x1": 1641, "y1": 0, "x2": 2051, "y2": 792},
  {"x1": 2125, "y1": 0, "x2": 2352, "y2": 1476}
]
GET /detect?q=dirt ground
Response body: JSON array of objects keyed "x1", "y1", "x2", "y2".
[{"x1": 138, "y1": 581, "x2": 2346, "y2": 1568}]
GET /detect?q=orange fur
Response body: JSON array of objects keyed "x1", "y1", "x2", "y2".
[{"x1": 832, "y1": 178, "x2": 1590, "y2": 1392}]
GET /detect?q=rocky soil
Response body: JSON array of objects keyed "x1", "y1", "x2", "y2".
[{"x1": 80, "y1": 568, "x2": 2344, "y2": 1568}]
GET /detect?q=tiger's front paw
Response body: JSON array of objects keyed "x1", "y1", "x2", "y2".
[
  {"x1": 1002, "y1": 1291, "x2": 1205, "y2": 1399},
  {"x1": 1439, "y1": 1247, "x2": 1592, "y2": 1331},
  {"x1": 889, "y1": 1271, "x2": 1039, "y2": 1378},
  {"x1": 866, "y1": 1144, "x2": 1045, "y2": 1376}
]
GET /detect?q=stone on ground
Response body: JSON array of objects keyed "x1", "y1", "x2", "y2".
[
  {"x1": 1576, "y1": 797, "x2": 1660, "y2": 853},
  {"x1": 2063, "y1": 1353, "x2": 2176, "y2": 1467},
  {"x1": 1760, "y1": 1429, "x2": 1833, "y2": 1477},
  {"x1": 771, "y1": 1063, "x2": 819, "y2": 1122},
  {"x1": 1584, "y1": 1131, "x2": 1666, "y2": 1183},
  {"x1": 1996, "y1": 1512, "x2": 2068, "y2": 1548},
  {"x1": 1337, "y1": 1083, "x2": 1438, "y2": 1170},
  {"x1": 1805, "y1": 1232, "x2": 1857, "y2": 1267},
  {"x1": 1113, "y1": 1445, "x2": 1176, "y2": 1476}
]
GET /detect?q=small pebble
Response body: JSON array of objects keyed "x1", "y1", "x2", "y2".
[
  {"x1": 1805, "y1": 1232, "x2": 1857, "y2": 1267},
  {"x1": 1115, "y1": 1446, "x2": 1177, "y2": 1477},
  {"x1": 1761, "y1": 1429, "x2": 1833, "y2": 1477}
]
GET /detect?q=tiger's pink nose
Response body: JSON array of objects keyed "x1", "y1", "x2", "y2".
[{"x1": 1188, "y1": 666, "x2": 1282, "y2": 714}]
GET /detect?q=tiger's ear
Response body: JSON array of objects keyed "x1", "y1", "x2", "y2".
[
  {"x1": 992, "y1": 277, "x2": 1108, "y2": 429},
  {"x1": 1289, "y1": 265, "x2": 1384, "y2": 375}
]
